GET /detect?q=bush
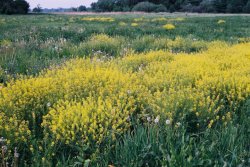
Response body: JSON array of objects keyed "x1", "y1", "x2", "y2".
[
  {"x1": 32, "y1": 5, "x2": 42, "y2": 13},
  {"x1": 132, "y1": 1, "x2": 166, "y2": 13},
  {"x1": 43, "y1": 95, "x2": 134, "y2": 147},
  {"x1": 169, "y1": 5, "x2": 176, "y2": 13},
  {"x1": 200, "y1": 0, "x2": 216, "y2": 13},
  {"x1": 77, "y1": 34, "x2": 124, "y2": 57},
  {"x1": 154, "y1": 4, "x2": 167, "y2": 12},
  {"x1": 131, "y1": 36, "x2": 208, "y2": 53},
  {"x1": 78, "y1": 5, "x2": 87, "y2": 12}
]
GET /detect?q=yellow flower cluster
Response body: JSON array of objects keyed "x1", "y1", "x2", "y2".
[
  {"x1": 0, "y1": 41, "x2": 249, "y2": 146},
  {"x1": 151, "y1": 17, "x2": 168, "y2": 22},
  {"x1": 238, "y1": 37, "x2": 250, "y2": 43},
  {"x1": 133, "y1": 17, "x2": 145, "y2": 22},
  {"x1": 80, "y1": 34, "x2": 123, "y2": 56},
  {"x1": 81, "y1": 17, "x2": 115, "y2": 22},
  {"x1": 0, "y1": 39, "x2": 12, "y2": 47},
  {"x1": 131, "y1": 23, "x2": 139, "y2": 27},
  {"x1": 88, "y1": 34, "x2": 118, "y2": 43},
  {"x1": 119, "y1": 22, "x2": 127, "y2": 26},
  {"x1": 217, "y1": 19, "x2": 226, "y2": 24},
  {"x1": 133, "y1": 17, "x2": 185, "y2": 22},
  {"x1": 43, "y1": 96, "x2": 134, "y2": 145},
  {"x1": 169, "y1": 17, "x2": 185, "y2": 22},
  {"x1": 0, "y1": 18, "x2": 6, "y2": 25},
  {"x1": 165, "y1": 36, "x2": 208, "y2": 52},
  {"x1": 163, "y1": 23, "x2": 176, "y2": 30},
  {"x1": 0, "y1": 112, "x2": 31, "y2": 144}
]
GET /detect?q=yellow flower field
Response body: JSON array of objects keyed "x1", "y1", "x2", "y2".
[{"x1": 1, "y1": 41, "x2": 249, "y2": 149}]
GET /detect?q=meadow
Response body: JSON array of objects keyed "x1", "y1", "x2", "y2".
[{"x1": 0, "y1": 13, "x2": 250, "y2": 166}]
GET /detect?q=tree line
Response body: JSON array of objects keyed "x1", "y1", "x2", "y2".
[
  {"x1": 91, "y1": 0, "x2": 250, "y2": 13},
  {"x1": 1, "y1": 0, "x2": 250, "y2": 14}
]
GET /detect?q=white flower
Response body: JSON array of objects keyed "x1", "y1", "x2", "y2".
[
  {"x1": 165, "y1": 119, "x2": 171, "y2": 125},
  {"x1": 14, "y1": 147, "x2": 19, "y2": 158},
  {"x1": 176, "y1": 122, "x2": 181, "y2": 127},
  {"x1": 126, "y1": 116, "x2": 131, "y2": 122},
  {"x1": 0, "y1": 137, "x2": 6, "y2": 143},
  {"x1": 2, "y1": 146, "x2": 7, "y2": 153},
  {"x1": 154, "y1": 115, "x2": 160, "y2": 124},
  {"x1": 47, "y1": 102, "x2": 51, "y2": 107},
  {"x1": 147, "y1": 117, "x2": 151, "y2": 122}
]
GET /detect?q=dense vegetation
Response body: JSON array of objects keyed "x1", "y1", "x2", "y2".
[
  {"x1": 0, "y1": 14, "x2": 250, "y2": 166},
  {"x1": 0, "y1": 0, "x2": 29, "y2": 14},
  {"x1": 91, "y1": 0, "x2": 250, "y2": 13}
]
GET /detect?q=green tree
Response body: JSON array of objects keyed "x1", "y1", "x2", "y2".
[
  {"x1": 90, "y1": 0, "x2": 249, "y2": 13},
  {"x1": 132, "y1": 1, "x2": 167, "y2": 12},
  {"x1": 32, "y1": 4, "x2": 42, "y2": 13},
  {"x1": 0, "y1": 0, "x2": 29, "y2": 14},
  {"x1": 227, "y1": 0, "x2": 245, "y2": 13},
  {"x1": 243, "y1": 0, "x2": 250, "y2": 13},
  {"x1": 78, "y1": 5, "x2": 87, "y2": 11},
  {"x1": 200, "y1": 0, "x2": 216, "y2": 12},
  {"x1": 213, "y1": 0, "x2": 227, "y2": 13},
  {"x1": 188, "y1": 0, "x2": 202, "y2": 6}
]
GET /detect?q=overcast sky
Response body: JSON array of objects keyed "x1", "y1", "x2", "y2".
[{"x1": 27, "y1": 0, "x2": 97, "y2": 9}]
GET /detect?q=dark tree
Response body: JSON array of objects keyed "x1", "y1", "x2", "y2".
[
  {"x1": 0, "y1": 0, "x2": 29, "y2": 14},
  {"x1": 78, "y1": 5, "x2": 87, "y2": 11},
  {"x1": 188, "y1": 0, "x2": 202, "y2": 6},
  {"x1": 213, "y1": 0, "x2": 227, "y2": 13},
  {"x1": 243, "y1": 0, "x2": 250, "y2": 13},
  {"x1": 132, "y1": 1, "x2": 167, "y2": 12},
  {"x1": 227, "y1": 0, "x2": 245, "y2": 13},
  {"x1": 32, "y1": 4, "x2": 42, "y2": 13},
  {"x1": 71, "y1": 7, "x2": 78, "y2": 12},
  {"x1": 90, "y1": 0, "x2": 250, "y2": 13}
]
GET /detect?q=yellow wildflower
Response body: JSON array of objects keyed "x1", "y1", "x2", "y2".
[{"x1": 163, "y1": 24, "x2": 175, "y2": 30}]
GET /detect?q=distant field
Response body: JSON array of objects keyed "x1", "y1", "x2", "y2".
[
  {"x1": 0, "y1": 14, "x2": 249, "y2": 77},
  {"x1": 0, "y1": 14, "x2": 249, "y2": 166}
]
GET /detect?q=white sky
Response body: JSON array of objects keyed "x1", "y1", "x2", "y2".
[{"x1": 27, "y1": 0, "x2": 97, "y2": 9}]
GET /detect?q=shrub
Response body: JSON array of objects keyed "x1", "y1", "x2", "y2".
[
  {"x1": 77, "y1": 34, "x2": 124, "y2": 57},
  {"x1": 32, "y1": 5, "x2": 42, "y2": 13},
  {"x1": 154, "y1": 4, "x2": 167, "y2": 12},
  {"x1": 131, "y1": 36, "x2": 166, "y2": 52},
  {"x1": 199, "y1": 0, "x2": 216, "y2": 12},
  {"x1": 0, "y1": 112, "x2": 31, "y2": 146},
  {"x1": 131, "y1": 36, "x2": 208, "y2": 53},
  {"x1": 132, "y1": 2, "x2": 165, "y2": 13},
  {"x1": 163, "y1": 23, "x2": 176, "y2": 30},
  {"x1": 43, "y1": 96, "x2": 134, "y2": 147},
  {"x1": 78, "y1": 5, "x2": 87, "y2": 12}
]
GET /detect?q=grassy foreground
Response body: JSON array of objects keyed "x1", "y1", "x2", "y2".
[{"x1": 0, "y1": 14, "x2": 250, "y2": 166}]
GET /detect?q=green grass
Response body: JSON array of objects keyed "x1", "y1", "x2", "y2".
[{"x1": 0, "y1": 14, "x2": 250, "y2": 79}]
